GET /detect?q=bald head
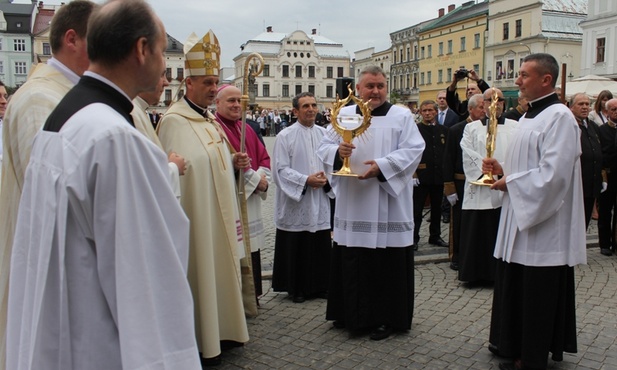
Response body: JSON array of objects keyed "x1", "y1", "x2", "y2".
[{"x1": 216, "y1": 85, "x2": 243, "y2": 121}]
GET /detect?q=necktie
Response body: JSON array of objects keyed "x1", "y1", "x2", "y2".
[{"x1": 439, "y1": 111, "x2": 445, "y2": 125}]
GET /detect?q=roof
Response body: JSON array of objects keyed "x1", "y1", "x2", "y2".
[
  {"x1": 166, "y1": 33, "x2": 183, "y2": 53},
  {"x1": 421, "y1": 0, "x2": 488, "y2": 33},
  {"x1": 240, "y1": 29, "x2": 348, "y2": 58},
  {"x1": 541, "y1": 11, "x2": 586, "y2": 38},
  {"x1": 542, "y1": 0, "x2": 587, "y2": 14},
  {"x1": 0, "y1": 3, "x2": 35, "y2": 15},
  {"x1": 33, "y1": 8, "x2": 54, "y2": 35}
]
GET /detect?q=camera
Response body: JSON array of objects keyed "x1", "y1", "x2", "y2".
[{"x1": 455, "y1": 68, "x2": 469, "y2": 80}]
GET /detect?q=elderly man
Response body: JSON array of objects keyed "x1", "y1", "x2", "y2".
[
  {"x1": 569, "y1": 93, "x2": 603, "y2": 230},
  {"x1": 442, "y1": 93, "x2": 485, "y2": 271},
  {"x1": 446, "y1": 67, "x2": 490, "y2": 121},
  {"x1": 597, "y1": 97, "x2": 617, "y2": 256},
  {"x1": 318, "y1": 66, "x2": 424, "y2": 341},
  {"x1": 458, "y1": 88, "x2": 518, "y2": 285},
  {"x1": 131, "y1": 71, "x2": 186, "y2": 198},
  {"x1": 214, "y1": 84, "x2": 271, "y2": 299},
  {"x1": 7, "y1": 1, "x2": 201, "y2": 369},
  {"x1": 157, "y1": 30, "x2": 249, "y2": 366},
  {"x1": 483, "y1": 53, "x2": 586, "y2": 370},
  {"x1": 0, "y1": 1, "x2": 97, "y2": 367},
  {"x1": 272, "y1": 92, "x2": 333, "y2": 303}
]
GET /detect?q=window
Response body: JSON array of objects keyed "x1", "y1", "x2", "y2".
[
  {"x1": 13, "y1": 39, "x2": 25, "y2": 52},
  {"x1": 326, "y1": 85, "x2": 333, "y2": 98},
  {"x1": 337, "y1": 67, "x2": 344, "y2": 78},
  {"x1": 263, "y1": 64, "x2": 270, "y2": 77},
  {"x1": 165, "y1": 67, "x2": 171, "y2": 80},
  {"x1": 414, "y1": 45, "x2": 418, "y2": 60},
  {"x1": 407, "y1": 47, "x2": 410, "y2": 61},
  {"x1": 460, "y1": 37, "x2": 466, "y2": 52},
  {"x1": 446, "y1": 68, "x2": 452, "y2": 82},
  {"x1": 308, "y1": 65, "x2": 315, "y2": 78},
  {"x1": 447, "y1": 40, "x2": 452, "y2": 54},
  {"x1": 400, "y1": 49, "x2": 403, "y2": 63},
  {"x1": 438, "y1": 42, "x2": 444, "y2": 55},
  {"x1": 596, "y1": 38, "x2": 606, "y2": 63},
  {"x1": 420, "y1": 46, "x2": 425, "y2": 59},
  {"x1": 308, "y1": 85, "x2": 315, "y2": 94},
  {"x1": 326, "y1": 66, "x2": 333, "y2": 78},
  {"x1": 474, "y1": 33, "x2": 480, "y2": 48},
  {"x1": 14, "y1": 61, "x2": 27, "y2": 75},
  {"x1": 165, "y1": 89, "x2": 172, "y2": 102},
  {"x1": 427, "y1": 71, "x2": 432, "y2": 84},
  {"x1": 282, "y1": 84, "x2": 289, "y2": 97},
  {"x1": 473, "y1": 64, "x2": 480, "y2": 75},
  {"x1": 282, "y1": 65, "x2": 289, "y2": 77},
  {"x1": 253, "y1": 84, "x2": 258, "y2": 97},
  {"x1": 496, "y1": 61, "x2": 503, "y2": 80},
  {"x1": 438, "y1": 69, "x2": 443, "y2": 83},
  {"x1": 295, "y1": 65, "x2": 302, "y2": 78},
  {"x1": 515, "y1": 19, "x2": 522, "y2": 38},
  {"x1": 295, "y1": 84, "x2": 302, "y2": 95},
  {"x1": 0, "y1": 38, "x2": 3, "y2": 51},
  {"x1": 393, "y1": 51, "x2": 396, "y2": 64},
  {"x1": 428, "y1": 45, "x2": 432, "y2": 58},
  {"x1": 42, "y1": 42, "x2": 51, "y2": 55},
  {"x1": 178, "y1": 89, "x2": 184, "y2": 99},
  {"x1": 503, "y1": 22, "x2": 509, "y2": 40},
  {"x1": 507, "y1": 59, "x2": 514, "y2": 79},
  {"x1": 420, "y1": 72, "x2": 425, "y2": 85},
  {"x1": 177, "y1": 68, "x2": 184, "y2": 80},
  {"x1": 0, "y1": 61, "x2": 4, "y2": 74}
]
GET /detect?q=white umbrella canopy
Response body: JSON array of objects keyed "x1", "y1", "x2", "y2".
[{"x1": 557, "y1": 75, "x2": 617, "y2": 99}]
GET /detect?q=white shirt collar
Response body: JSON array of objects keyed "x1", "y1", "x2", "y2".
[{"x1": 47, "y1": 57, "x2": 80, "y2": 85}]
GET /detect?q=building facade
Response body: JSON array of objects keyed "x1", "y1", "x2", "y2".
[
  {"x1": 233, "y1": 26, "x2": 350, "y2": 111},
  {"x1": 352, "y1": 47, "x2": 391, "y2": 99},
  {"x1": 389, "y1": 23, "x2": 428, "y2": 109},
  {"x1": 0, "y1": 2, "x2": 36, "y2": 87},
  {"x1": 486, "y1": 0, "x2": 587, "y2": 101},
  {"x1": 417, "y1": 1, "x2": 489, "y2": 104},
  {"x1": 580, "y1": 0, "x2": 616, "y2": 78}
]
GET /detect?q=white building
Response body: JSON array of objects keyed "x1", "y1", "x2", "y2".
[
  {"x1": 0, "y1": 1, "x2": 36, "y2": 87},
  {"x1": 580, "y1": 0, "x2": 617, "y2": 78},
  {"x1": 233, "y1": 26, "x2": 350, "y2": 110}
]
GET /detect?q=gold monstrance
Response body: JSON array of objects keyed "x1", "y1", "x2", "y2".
[
  {"x1": 329, "y1": 85, "x2": 372, "y2": 177},
  {"x1": 471, "y1": 89, "x2": 499, "y2": 186}
]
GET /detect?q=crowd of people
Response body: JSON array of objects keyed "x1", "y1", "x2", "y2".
[{"x1": 0, "y1": 1, "x2": 613, "y2": 369}]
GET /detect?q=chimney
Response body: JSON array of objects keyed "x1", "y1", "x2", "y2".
[
  {"x1": 266, "y1": 26, "x2": 273, "y2": 32},
  {"x1": 311, "y1": 28, "x2": 317, "y2": 35},
  {"x1": 448, "y1": 4, "x2": 455, "y2": 12},
  {"x1": 38, "y1": 1, "x2": 43, "y2": 9},
  {"x1": 438, "y1": 8, "x2": 445, "y2": 17}
]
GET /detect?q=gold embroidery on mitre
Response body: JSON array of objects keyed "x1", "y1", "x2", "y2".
[{"x1": 184, "y1": 29, "x2": 220, "y2": 76}]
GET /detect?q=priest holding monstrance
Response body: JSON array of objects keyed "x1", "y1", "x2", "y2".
[{"x1": 317, "y1": 66, "x2": 425, "y2": 341}]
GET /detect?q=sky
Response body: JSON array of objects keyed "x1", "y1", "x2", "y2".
[{"x1": 18, "y1": 0, "x2": 474, "y2": 68}]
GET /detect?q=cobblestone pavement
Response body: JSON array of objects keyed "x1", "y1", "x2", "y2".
[{"x1": 214, "y1": 136, "x2": 615, "y2": 369}]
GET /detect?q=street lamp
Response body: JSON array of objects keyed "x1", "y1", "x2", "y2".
[{"x1": 519, "y1": 43, "x2": 532, "y2": 54}]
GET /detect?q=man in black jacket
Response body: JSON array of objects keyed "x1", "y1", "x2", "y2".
[{"x1": 446, "y1": 67, "x2": 490, "y2": 121}]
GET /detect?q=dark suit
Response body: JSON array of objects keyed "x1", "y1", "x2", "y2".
[
  {"x1": 597, "y1": 121, "x2": 617, "y2": 251},
  {"x1": 438, "y1": 108, "x2": 460, "y2": 128},
  {"x1": 578, "y1": 119, "x2": 603, "y2": 229},
  {"x1": 413, "y1": 122, "x2": 449, "y2": 244}
]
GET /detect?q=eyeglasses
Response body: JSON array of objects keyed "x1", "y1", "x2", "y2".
[{"x1": 485, "y1": 98, "x2": 505, "y2": 102}]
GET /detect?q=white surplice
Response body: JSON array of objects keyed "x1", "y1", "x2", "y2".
[
  {"x1": 273, "y1": 122, "x2": 333, "y2": 232},
  {"x1": 494, "y1": 103, "x2": 587, "y2": 267},
  {"x1": 317, "y1": 104, "x2": 425, "y2": 248},
  {"x1": 460, "y1": 117, "x2": 518, "y2": 210},
  {"x1": 7, "y1": 104, "x2": 200, "y2": 370}
]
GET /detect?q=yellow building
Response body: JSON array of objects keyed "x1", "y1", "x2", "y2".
[{"x1": 418, "y1": 0, "x2": 489, "y2": 104}]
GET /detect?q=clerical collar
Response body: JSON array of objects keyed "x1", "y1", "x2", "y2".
[
  {"x1": 355, "y1": 101, "x2": 392, "y2": 117},
  {"x1": 184, "y1": 96, "x2": 209, "y2": 117},
  {"x1": 525, "y1": 93, "x2": 561, "y2": 119},
  {"x1": 48, "y1": 57, "x2": 80, "y2": 85},
  {"x1": 84, "y1": 71, "x2": 132, "y2": 103},
  {"x1": 421, "y1": 121, "x2": 436, "y2": 126}
]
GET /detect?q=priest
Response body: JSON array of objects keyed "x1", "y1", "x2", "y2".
[
  {"x1": 157, "y1": 30, "x2": 250, "y2": 367},
  {"x1": 483, "y1": 53, "x2": 586, "y2": 370},
  {"x1": 7, "y1": 1, "x2": 201, "y2": 369},
  {"x1": 214, "y1": 84, "x2": 271, "y2": 299},
  {"x1": 272, "y1": 92, "x2": 333, "y2": 303},
  {"x1": 318, "y1": 66, "x2": 425, "y2": 341}
]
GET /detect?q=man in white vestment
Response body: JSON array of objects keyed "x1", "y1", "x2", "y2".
[
  {"x1": 157, "y1": 30, "x2": 250, "y2": 367},
  {"x1": 6, "y1": 1, "x2": 201, "y2": 369},
  {"x1": 131, "y1": 70, "x2": 186, "y2": 198},
  {"x1": 458, "y1": 88, "x2": 518, "y2": 284},
  {"x1": 0, "y1": 2, "x2": 96, "y2": 368},
  {"x1": 214, "y1": 84, "x2": 271, "y2": 299},
  {"x1": 482, "y1": 53, "x2": 586, "y2": 370},
  {"x1": 318, "y1": 66, "x2": 425, "y2": 341},
  {"x1": 272, "y1": 92, "x2": 333, "y2": 303}
]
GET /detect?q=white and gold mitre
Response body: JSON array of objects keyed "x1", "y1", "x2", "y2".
[{"x1": 184, "y1": 29, "x2": 220, "y2": 77}]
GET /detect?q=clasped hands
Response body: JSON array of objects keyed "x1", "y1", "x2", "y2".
[{"x1": 338, "y1": 142, "x2": 381, "y2": 180}]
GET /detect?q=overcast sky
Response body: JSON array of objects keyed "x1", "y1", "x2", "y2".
[{"x1": 17, "y1": 0, "x2": 473, "y2": 66}]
